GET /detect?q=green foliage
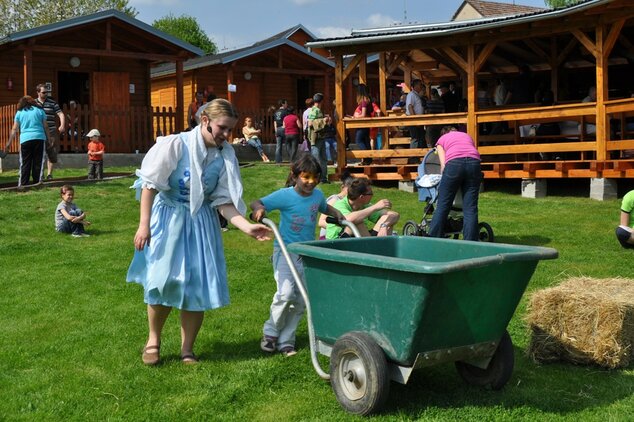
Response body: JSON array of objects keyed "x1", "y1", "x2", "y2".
[
  {"x1": 152, "y1": 14, "x2": 217, "y2": 55},
  {"x1": 545, "y1": 0, "x2": 583, "y2": 8},
  {"x1": 0, "y1": 0, "x2": 137, "y2": 36},
  {"x1": 1, "y1": 165, "x2": 633, "y2": 419}
]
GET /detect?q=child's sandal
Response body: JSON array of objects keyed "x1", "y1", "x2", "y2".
[{"x1": 142, "y1": 344, "x2": 160, "y2": 366}]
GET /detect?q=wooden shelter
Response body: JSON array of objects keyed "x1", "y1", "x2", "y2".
[
  {"x1": 306, "y1": 0, "x2": 634, "y2": 183},
  {"x1": 150, "y1": 25, "x2": 334, "y2": 141},
  {"x1": 0, "y1": 10, "x2": 202, "y2": 153}
]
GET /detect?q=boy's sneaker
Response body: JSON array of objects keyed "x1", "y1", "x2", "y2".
[
  {"x1": 280, "y1": 346, "x2": 297, "y2": 357},
  {"x1": 72, "y1": 233, "x2": 83, "y2": 238},
  {"x1": 260, "y1": 336, "x2": 277, "y2": 353}
]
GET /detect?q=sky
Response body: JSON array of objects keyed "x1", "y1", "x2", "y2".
[{"x1": 128, "y1": 0, "x2": 551, "y2": 52}]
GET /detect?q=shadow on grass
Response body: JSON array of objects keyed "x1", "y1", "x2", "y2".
[
  {"x1": 384, "y1": 345, "x2": 634, "y2": 417},
  {"x1": 494, "y1": 235, "x2": 552, "y2": 246}
]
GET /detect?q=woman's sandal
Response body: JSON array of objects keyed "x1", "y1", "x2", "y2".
[
  {"x1": 181, "y1": 353, "x2": 199, "y2": 365},
  {"x1": 142, "y1": 344, "x2": 160, "y2": 366}
]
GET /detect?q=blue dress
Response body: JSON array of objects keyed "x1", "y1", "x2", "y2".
[{"x1": 127, "y1": 133, "x2": 232, "y2": 311}]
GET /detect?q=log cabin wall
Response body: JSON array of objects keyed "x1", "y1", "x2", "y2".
[{"x1": 0, "y1": 10, "x2": 202, "y2": 153}]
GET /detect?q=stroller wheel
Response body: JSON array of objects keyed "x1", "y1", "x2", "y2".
[
  {"x1": 402, "y1": 220, "x2": 421, "y2": 236},
  {"x1": 478, "y1": 222, "x2": 495, "y2": 242}
]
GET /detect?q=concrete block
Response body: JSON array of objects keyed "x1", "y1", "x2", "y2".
[
  {"x1": 589, "y1": 178, "x2": 617, "y2": 201},
  {"x1": 521, "y1": 178, "x2": 547, "y2": 198},
  {"x1": 399, "y1": 180, "x2": 416, "y2": 193}
]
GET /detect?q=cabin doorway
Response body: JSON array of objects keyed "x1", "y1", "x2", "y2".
[
  {"x1": 57, "y1": 71, "x2": 90, "y2": 107},
  {"x1": 296, "y1": 78, "x2": 311, "y2": 111}
]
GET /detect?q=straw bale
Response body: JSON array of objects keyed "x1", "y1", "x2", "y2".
[{"x1": 526, "y1": 277, "x2": 634, "y2": 369}]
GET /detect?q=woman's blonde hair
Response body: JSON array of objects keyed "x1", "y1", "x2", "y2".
[{"x1": 200, "y1": 98, "x2": 239, "y2": 122}]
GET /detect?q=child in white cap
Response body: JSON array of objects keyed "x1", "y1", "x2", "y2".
[{"x1": 86, "y1": 129, "x2": 104, "y2": 179}]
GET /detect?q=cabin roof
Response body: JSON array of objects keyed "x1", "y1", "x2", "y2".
[
  {"x1": 452, "y1": 0, "x2": 545, "y2": 21},
  {"x1": 0, "y1": 9, "x2": 203, "y2": 57},
  {"x1": 151, "y1": 24, "x2": 333, "y2": 78},
  {"x1": 306, "y1": 0, "x2": 605, "y2": 48}
]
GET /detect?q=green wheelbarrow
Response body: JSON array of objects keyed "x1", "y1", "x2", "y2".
[{"x1": 264, "y1": 218, "x2": 558, "y2": 416}]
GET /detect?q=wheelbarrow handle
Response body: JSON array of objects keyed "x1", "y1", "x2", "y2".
[
  {"x1": 325, "y1": 216, "x2": 363, "y2": 238},
  {"x1": 260, "y1": 217, "x2": 330, "y2": 380}
]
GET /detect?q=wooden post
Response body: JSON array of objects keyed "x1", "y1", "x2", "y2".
[
  {"x1": 226, "y1": 64, "x2": 234, "y2": 104},
  {"x1": 467, "y1": 44, "x2": 477, "y2": 141},
  {"x1": 335, "y1": 55, "x2": 345, "y2": 172},
  {"x1": 596, "y1": 25, "x2": 607, "y2": 161},
  {"x1": 175, "y1": 60, "x2": 184, "y2": 132},
  {"x1": 379, "y1": 52, "x2": 387, "y2": 149},
  {"x1": 23, "y1": 47, "x2": 32, "y2": 96}
]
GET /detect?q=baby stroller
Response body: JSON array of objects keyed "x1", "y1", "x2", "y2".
[{"x1": 402, "y1": 148, "x2": 494, "y2": 242}]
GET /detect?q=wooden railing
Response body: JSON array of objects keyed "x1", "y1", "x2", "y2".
[{"x1": 340, "y1": 98, "x2": 634, "y2": 163}]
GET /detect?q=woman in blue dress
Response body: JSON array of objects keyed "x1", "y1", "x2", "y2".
[{"x1": 127, "y1": 99, "x2": 270, "y2": 365}]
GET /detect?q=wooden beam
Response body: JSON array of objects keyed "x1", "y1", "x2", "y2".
[
  {"x1": 335, "y1": 55, "x2": 345, "y2": 172},
  {"x1": 378, "y1": 52, "x2": 387, "y2": 114},
  {"x1": 359, "y1": 56, "x2": 367, "y2": 86},
  {"x1": 595, "y1": 25, "x2": 607, "y2": 161},
  {"x1": 467, "y1": 44, "x2": 476, "y2": 138},
  {"x1": 475, "y1": 42, "x2": 496, "y2": 72},
  {"x1": 342, "y1": 54, "x2": 364, "y2": 82},
  {"x1": 105, "y1": 21, "x2": 111, "y2": 51},
  {"x1": 226, "y1": 63, "x2": 234, "y2": 103},
  {"x1": 603, "y1": 18, "x2": 625, "y2": 59},
  {"x1": 442, "y1": 47, "x2": 467, "y2": 71},
  {"x1": 233, "y1": 65, "x2": 327, "y2": 76},
  {"x1": 175, "y1": 60, "x2": 184, "y2": 132},
  {"x1": 571, "y1": 29, "x2": 598, "y2": 59},
  {"x1": 26, "y1": 45, "x2": 183, "y2": 62},
  {"x1": 23, "y1": 47, "x2": 32, "y2": 96},
  {"x1": 557, "y1": 37, "x2": 578, "y2": 66},
  {"x1": 523, "y1": 39, "x2": 549, "y2": 62},
  {"x1": 387, "y1": 52, "x2": 407, "y2": 75}
]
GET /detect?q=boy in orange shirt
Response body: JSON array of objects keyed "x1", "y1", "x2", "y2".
[{"x1": 86, "y1": 129, "x2": 105, "y2": 179}]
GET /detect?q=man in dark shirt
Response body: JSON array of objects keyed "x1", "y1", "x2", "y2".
[
  {"x1": 273, "y1": 99, "x2": 289, "y2": 163},
  {"x1": 36, "y1": 83, "x2": 66, "y2": 180}
]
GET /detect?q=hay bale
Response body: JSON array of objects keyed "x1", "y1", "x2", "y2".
[{"x1": 526, "y1": 277, "x2": 634, "y2": 368}]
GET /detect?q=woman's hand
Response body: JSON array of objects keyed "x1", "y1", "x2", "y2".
[
  {"x1": 134, "y1": 224, "x2": 151, "y2": 251},
  {"x1": 244, "y1": 223, "x2": 271, "y2": 241}
]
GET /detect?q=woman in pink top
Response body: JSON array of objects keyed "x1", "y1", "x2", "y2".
[
  {"x1": 428, "y1": 126, "x2": 482, "y2": 241},
  {"x1": 283, "y1": 106, "x2": 302, "y2": 163}
]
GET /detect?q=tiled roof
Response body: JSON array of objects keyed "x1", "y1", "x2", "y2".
[
  {"x1": 455, "y1": 0, "x2": 545, "y2": 20},
  {"x1": 151, "y1": 24, "x2": 333, "y2": 78}
]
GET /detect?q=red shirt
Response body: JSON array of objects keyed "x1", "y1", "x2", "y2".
[
  {"x1": 283, "y1": 114, "x2": 300, "y2": 135},
  {"x1": 88, "y1": 140, "x2": 105, "y2": 161}
]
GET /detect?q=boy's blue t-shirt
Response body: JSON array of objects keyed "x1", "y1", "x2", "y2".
[{"x1": 260, "y1": 186, "x2": 327, "y2": 246}]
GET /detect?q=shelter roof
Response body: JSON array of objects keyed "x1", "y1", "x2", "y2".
[
  {"x1": 306, "y1": 0, "x2": 607, "y2": 49},
  {"x1": 152, "y1": 24, "x2": 333, "y2": 78}
]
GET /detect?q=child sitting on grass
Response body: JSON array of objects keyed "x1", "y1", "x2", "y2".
[
  {"x1": 251, "y1": 155, "x2": 344, "y2": 356},
  {"x1": 55, "y1": 184, "x2": 91, "y2": 237}
]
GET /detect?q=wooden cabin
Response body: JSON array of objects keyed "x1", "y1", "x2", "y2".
[
  {"x1": 306, "y1": 0, "x2": 634, "y2": 187},
  {"x1": 150, "y1": 25, "x2": 334, "y2": 141},
  {"x1": 0, "y1": 10, "x2": 202, "y2": 153}
]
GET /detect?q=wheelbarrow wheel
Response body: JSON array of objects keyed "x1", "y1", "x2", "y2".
[
  {"x1": 478, "y1": 222, "x2": 495, "y2": 242},
  {"x1": 402, "y1": 220, "x2": 420, "y2": 236},
  {"x1": 330, "y1": 332, "x2": 390, "y2": 416},
  {"x1": 455, "y1": 330, "x2": 514, "y2": 390}
]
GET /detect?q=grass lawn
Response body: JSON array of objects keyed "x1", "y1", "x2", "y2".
[{"x1": 0, "y1": 163, "x2": 633, "y2": 421}]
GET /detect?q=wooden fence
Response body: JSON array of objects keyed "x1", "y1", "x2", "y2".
[{"x1": 0, "y1": 104, "x2": 309, "y2": 154}]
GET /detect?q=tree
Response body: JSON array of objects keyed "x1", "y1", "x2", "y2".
[
  {"x1": 544, "y1": 0, "x2": 583, "y2": 8},
  {"x1": 0, "y1": 0, "x2": 137, "y2": 37},
  {"x1": 152, "y1": 14, "x2": 217, "y2": 55}
]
